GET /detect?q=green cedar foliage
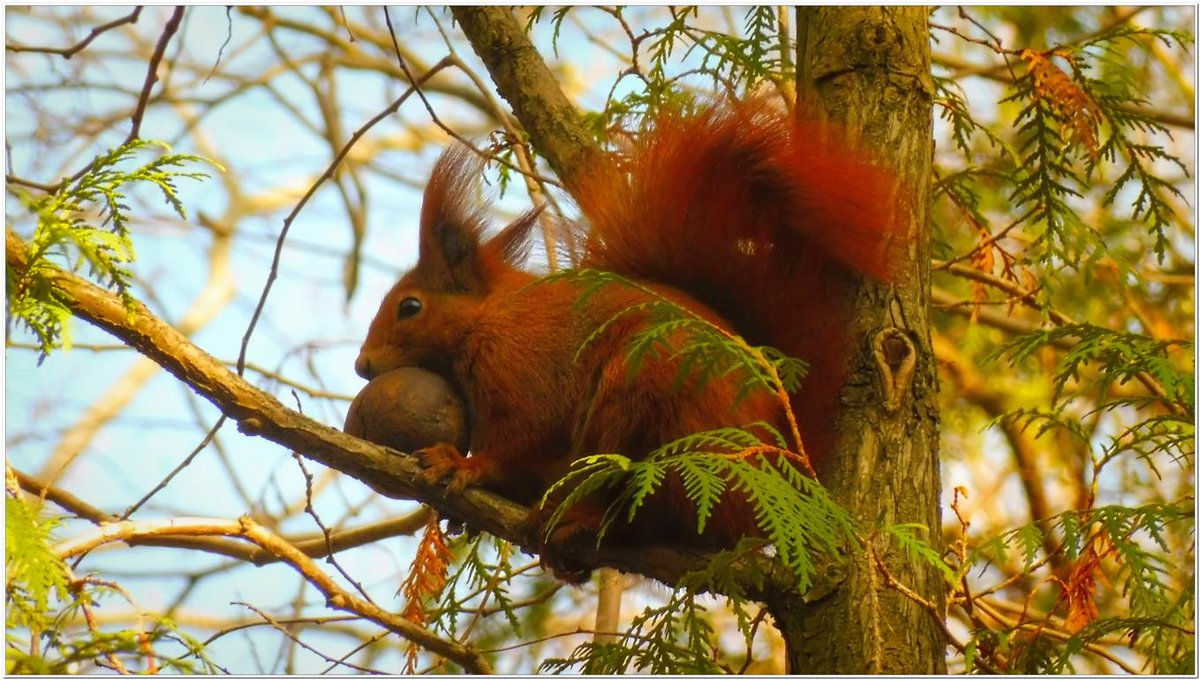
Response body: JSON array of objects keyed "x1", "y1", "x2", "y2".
[
  {"x1": 928, "y1": 12, "x2": 1193, "y2": 673},
  {"x1": 5, "y1": 490, "x2": 217, "y2": 674},
  {"x1": 542, "y1": 590, "x2": 724, "y2": 674},
  {"x1": 7, "y1": 139, "x2": 214, "y2": 361},
  {"x1": 5, "y1": 139, "x2": 218, "y2": 672},
  {"x1": 535, "y1": 268, "x2": 846, "y2": 592},
  {"x1": 542, "y1": 263, "x2": 817, "y2": 591},
  {"x1": 427, "y1": 534, "x2": 525, "y2": 644},
  {"x1": 969, "y1": 502, "x2": 1194, "y2": 673}
]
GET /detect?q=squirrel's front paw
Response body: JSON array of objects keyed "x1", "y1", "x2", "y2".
[{"x1": 417, "y1": 442, "x2": 482, "y2": 492}]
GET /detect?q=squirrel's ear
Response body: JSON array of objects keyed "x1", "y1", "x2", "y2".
[
  {"x1": 485, "y1": 204, "x2": 545, "y2": 266},
  {"x1": 417, "y1": 146, "x2": 489, "y2": 293}
]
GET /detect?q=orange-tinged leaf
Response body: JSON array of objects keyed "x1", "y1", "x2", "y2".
[
  {"x1": 1063, "y1": 570, "x2": 1099, "y2": 633},
  {"x1": 1020, "y1": 49, "x2": 1103, "y2": 161},
  {"x1": 969, "y1": 236, "x2": 995, "y2": 322},
  {"x1": 398, "y1": 513, "x2": 453, "y2": 672},
  {"x1": 1060, "y1": 538, "x2": 1114, "y2": 633}
]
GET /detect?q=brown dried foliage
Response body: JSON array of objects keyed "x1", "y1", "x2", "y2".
[
  {"x1": 398, "y1": 513, "x2": 453, "y2": 672},
  {"x1": 1020, "y1": 48, "x2": 1104, "y2": 161}
]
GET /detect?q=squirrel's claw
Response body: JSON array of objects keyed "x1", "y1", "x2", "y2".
[{"x1": 417, "y1": 442, "x2": 484, "y2": 493}]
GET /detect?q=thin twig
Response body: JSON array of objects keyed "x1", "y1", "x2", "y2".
[
  {"x1": 931, "y1": 287, "x2": 1184, "y2": 414},
  {"x1": 127, "y1": 6, "x2": 186, "y2": 144},
  {"x1": 14, "y1": 465, "x2": 430, "y2": 563},
  {"x1": 972, "y1": 596, "x2": 1140, "y2": 673},
  {"x1": 5, "y1": 174, "x2": 61, "y2": 193},
  {"x1": 235, "y1": 57, "x2": 453, "y2": 377},
  {"x1": 6, "y1": 7, "x2": 144, "y2": 58},
  {"x1": 10, "y1": 7, "x2": 188, "y2": 198},
  {"x1": 236, "y1": 601, "x2": 384, "y2": 674},
  {"x1": 934, "y1": 259, "x2": 1071, "y2": 326},
  {"x1": 384, "y1": 7, "x2": 564, "y2": 189},
  {"x1": 290, "y1": 447, "x2": 376, "y2": 605},
  {"x1": 120, "y1": 415, "x2": 227, "y2": 520},
  {"x1": 73, "y1": 578, "x2": 131, "y2": 674}
]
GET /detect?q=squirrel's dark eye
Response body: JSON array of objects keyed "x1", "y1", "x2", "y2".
[{"x1": 397, "y1": 296, "x2": 423, "y2": 319}]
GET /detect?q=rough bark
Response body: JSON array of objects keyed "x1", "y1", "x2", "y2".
[{"x1": 774, "y1": 6, "x2": 944, "y2": 674}]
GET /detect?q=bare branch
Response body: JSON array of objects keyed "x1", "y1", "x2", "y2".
[
  {"x1": 54, "y1": 515, "x2": 497, "y2": 673},
  {"x1": 5, "y1": 7, "x2": 144, "y2": 59},
  {"x1": 14, "y1": 465, "x2": 431, "y2": 564},
  {"x1": 127, "y1": 7, "x2": 186, "y2": 143}
]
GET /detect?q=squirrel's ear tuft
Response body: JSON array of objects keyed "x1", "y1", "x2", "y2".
[
  {"x1": 417, "y1": 145, "x2": 489, "y2": 293},
  {"x1": 486, "y1": 204, "x2": 545, "y2": 267}
]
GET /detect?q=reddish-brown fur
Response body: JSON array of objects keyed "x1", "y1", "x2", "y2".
[{"x1": 355, "y1": 100, "x2": 903, "y2": 575}]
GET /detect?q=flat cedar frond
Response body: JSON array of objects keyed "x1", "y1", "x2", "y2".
[
  {"x1": 549, "y1": 268, "x2": 807, "y2": 451},
  {"x1": 574, "y1": 300, "x2": 656, "y2": 363},
  {"x1": 744, "y1": 419, "x2": 788, "y2": 448},
  {"x1": 648, "y1": 426, "x2": 768, "y2": 459},
  {"x1": 880, "y1": 523, "x2": 956, "y2": 579},
  {"x1": 1111, "y1": 415, "x2": 1195, "y2": 467},
  {"x1": 5, "y1": 486, "x2": 220, "y2": 674},
  {"x1": 1014, "y1": 523, "x2": 1048, "y2": 569},
  {"x1": 672, "y1": 456, "x2": 728, "y2": 533},
  {"x1": 615, "y1": 460, "x2": 670, "y2": 531},
  {"x1": 541, "y1": 454, "x2": 635, "y2": 542},
  {"x1": 426, "y1": 534, "x2": 523, "y2": 642},
  {"x1": 732, "y1": 455, "x2": 856, "y2": 590},
  {"x1": 7, "y1": 139, "x2": 214, "y2": 361},
  {"x1": 998, "y1": 323, "x2": 1193, "y2": 415},
  {"x1": 756, "y1": 345, "x2": 808, "y2": 394},
  {"x1": 1002, "y1": 403, "x2": 1193, "y2": 476},
  {"x1": 542, "y1": 423, "x2": 854, "y2": 588},
  {"x1": 1075, "y1": 24, "x2": 1194, "y2": 55},
  {"x1": 5, "y1": 494, "x2": 70, "y2": 629},
  {"x1": 541, "y1": 590, "x2": 721, "y2": 674},
  {"x1": 969, "y1": 499, "x2": 1192, "y2": 673},
  {"x1": 564, "y1": 5, "x2": 791, "y2": 139},
  {"x1": 976, "y1": 501, "x2": 1190, "y2": 597},
  {"x1": 933, "y1": 74, "x2": 1007, "y2": 154},
  {"x1": 1001, "y1": 28, "x2": 1192, "y2": 272}
]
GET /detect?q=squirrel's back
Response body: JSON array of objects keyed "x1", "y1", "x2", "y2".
[{"x1": 569, "y1": 99, "x2": 904, "y2": 466}]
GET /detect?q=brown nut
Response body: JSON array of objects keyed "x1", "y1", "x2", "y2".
[{"x1": 343, "y1": 367, "x2": 469, "y2": 453}]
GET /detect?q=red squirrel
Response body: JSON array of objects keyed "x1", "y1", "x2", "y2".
[{"x1": 355, "y1": 98, "x2": 902, "y2": 575}]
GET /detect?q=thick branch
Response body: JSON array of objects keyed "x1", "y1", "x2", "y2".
[
  {"x1": 449, "y1": 6, "x2": 602, "y2": 188},
  {"x1": 5, "y1": 228, "x2": 790, "y2": 600}
]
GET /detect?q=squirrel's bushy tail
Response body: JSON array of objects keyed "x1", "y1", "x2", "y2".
[{"x1": 571, "y1": 99, "x2": 905, "y2": 465}]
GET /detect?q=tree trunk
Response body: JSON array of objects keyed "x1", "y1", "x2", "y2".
[{"x1": 766, "y1": 7, "x2": 944, "y2": 674}]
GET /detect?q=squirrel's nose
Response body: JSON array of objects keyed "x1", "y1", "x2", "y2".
[{"x1": 354, "y1": 355, "x2": 373, "y2": 380}]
